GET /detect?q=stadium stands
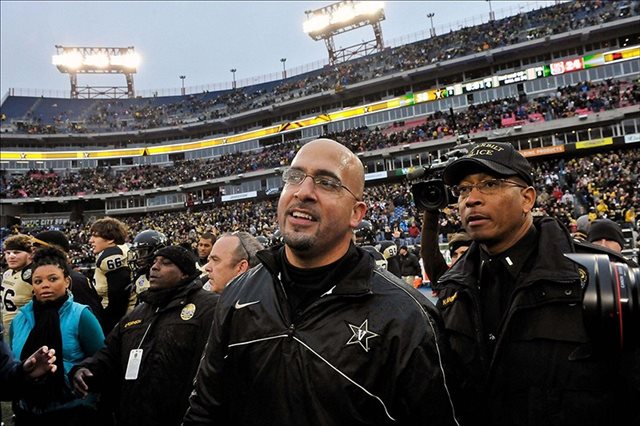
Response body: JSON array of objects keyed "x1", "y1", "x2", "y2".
[{"x1": 0, "y1": 0, "x2": 639, "y2": 262}]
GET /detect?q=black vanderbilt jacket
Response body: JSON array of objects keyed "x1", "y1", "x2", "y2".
[{"x1": 183, "y1": 244, "x2": 461, "y2": 426}]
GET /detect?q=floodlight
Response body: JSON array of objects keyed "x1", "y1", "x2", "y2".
[
  {"x1": 110, "y1": 53, "x2": 141, "y2": 69},
  {"x1": 303, "y1": 1, "x2": 386, "y2": 65},
  {"x1": 53, "y1": 45, "x2": 140, "y2": 99},
  {"x1": 303, "y1": 15, "x2": 331, "y2": 34},
  {"x1": 52, "y1": 51, "x2": 83, "y2": 70}
]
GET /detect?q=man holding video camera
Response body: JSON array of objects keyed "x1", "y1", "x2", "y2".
[{"x1": 434, "y1": 142, "x2": 638, "y2": 426}]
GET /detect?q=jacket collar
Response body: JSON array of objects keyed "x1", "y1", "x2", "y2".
[
  {"x1": 440, "y1": 216, "x2": 580, "y2": 289},
  {"x1": 139, "y1": 278, "x2": 202, "y2": 308},
  {"x1": 257, "y1": 243, "x2": 375, "y2": 296}
]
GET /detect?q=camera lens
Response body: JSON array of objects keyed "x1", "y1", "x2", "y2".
[
  {"x1": 411, "y1": 180, "x2": 450, "y2": 211},
  {"x1": 566, "y1": 253, "x2": 639, "y2": 352}
]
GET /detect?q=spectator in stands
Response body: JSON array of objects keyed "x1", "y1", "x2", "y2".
[
  {"x1": 88, "y1": 218, "x2": 131, "y2": 333},
  {"x1": 183, "y1": 138, "x2": 461, "y2": 425},
  {"x1": 31, "y1": 231, "x2": 105, "y2": 333},
  {"x1": 203, "y1": 232, "x2": 263, "y2": 294},
  {"x1": 10, "y1": 246, "x2": 105, "y2": 424},
  {"x1": 407, "y1": 221, "x2": 421, "y2": 244},
  {"x1": 1, "y1": 235, "x2": 34, "y2": 341},
  {"x1": 625, "y1": 206, "x2": 636, "y2": 227},
  {"x1": 71, "y1": 245, "x2": 218, "y2": 426},
  {"x1": 437, "y1": 141, "x2": 638, "y2": 425}
]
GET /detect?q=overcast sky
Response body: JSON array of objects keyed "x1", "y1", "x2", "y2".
[{"x1": 1, "y1": 1, "x2": 556, "y2": 98}]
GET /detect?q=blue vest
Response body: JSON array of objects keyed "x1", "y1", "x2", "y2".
[{"x1": 11, "y1": 295, "x2": 95, "y2": 414}]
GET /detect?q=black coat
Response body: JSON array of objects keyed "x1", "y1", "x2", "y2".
[
  {"x1": 398, "y1": 252, "x2": 421, "y2": 277},
  {"x1": 72, "y1": 278, "x2": 218, "y2": 426},
  {"x1": 70, "y1": 270, "x2": 107, "y2": 333},
  {"x1": 0, "y1": 335, "x2": 26, "y2": 401},
  {"x1": 436, "y1": 216, "x2": 638, "y2": 426},
  {"x1": 184, "y1": 245, "x2": 461, "y2": 425}
]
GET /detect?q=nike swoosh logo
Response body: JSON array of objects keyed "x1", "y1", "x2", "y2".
[{"x1": 235, "y1": 300, "x2": 260, "y2": 309}]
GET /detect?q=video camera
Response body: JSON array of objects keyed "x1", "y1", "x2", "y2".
[
  {"x1": 408, "y1": 151, "x2": 467, "y2": 211},
  {"x1": 566, "y1": 253, "x2": 639, "y2": 352}
]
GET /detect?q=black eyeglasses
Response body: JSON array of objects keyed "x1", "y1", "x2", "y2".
[
  {"x1": 451, "y1": 178, "x2": 528, "y2": 198},
  {"x1": 231, "y1": 231, "x2": 250, "y2": 262},
  {"x1": 282, "y1": 168, "x2": 361, "y2": 201}
]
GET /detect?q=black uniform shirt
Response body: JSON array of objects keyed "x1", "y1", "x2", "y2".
[
  {"x1": 280, "y1": 243, "x2": 360, "y2": 321},
  {"x1": 479, "y1": 225, "x2": 538, "y2": 352}
]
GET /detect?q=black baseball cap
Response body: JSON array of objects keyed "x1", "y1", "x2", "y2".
[{"x1": 443, "y1": 142, "x2": 533, "y2": 186}]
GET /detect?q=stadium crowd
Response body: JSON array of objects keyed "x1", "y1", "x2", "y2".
[
  {"x1": 3, "y1": 2, "x2": 640, "y2": 424},
  {"x1": 1, "y1": 0, "x2": 636, "y2": 135},
  {"x1": 2, "y1": 146, "x2": 638, "y2": 271},
  {"x1": 2, "y1": 78, "x2": 638, "y2": 199}
]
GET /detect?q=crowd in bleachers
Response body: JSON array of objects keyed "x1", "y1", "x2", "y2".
[
  {"x1": 1, "y1": 0, "x2": 637, "y2": 136},
  {"x1": 2, "y1": 78, "x2": 638, "y2": 199},
  {"x1": 3, "y1": 146, "x2": 638, "y2": 272}
]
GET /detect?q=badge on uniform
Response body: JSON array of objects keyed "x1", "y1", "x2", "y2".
[
  {"x1": 125, "y1": 349, "x2": 143, "y2": 380},
  {"x1": 578, "y1": 266, "x2": 588, "y2": 289},
  {"x1": 22, "y1": 267, "x2": 32, "y2": 281},
  {"x1": 181, "y1": 303, "x2": 196, "y2": 320}
]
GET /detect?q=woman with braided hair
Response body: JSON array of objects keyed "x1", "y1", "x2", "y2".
[{"x1": 9, "y1": 246, "x2": 105, "y2": 425}]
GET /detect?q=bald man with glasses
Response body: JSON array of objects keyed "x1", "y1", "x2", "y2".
[
  {"x1": 184, "y1": 138, "x2": 461, "y2": 426},
  {"x1": 434, "y1": 142, "x2": 637, "y2": 426},
  {"x1": 203, "y1": 232, "x2": 264, "y2": 294}
]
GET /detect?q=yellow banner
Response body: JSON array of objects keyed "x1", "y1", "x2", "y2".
[
  {"x1": 575, "y1": 137, "x2": 613, "y2": 149},
  {"x1": 0, "y1": 148, "x2": 145, "y2": 161}
]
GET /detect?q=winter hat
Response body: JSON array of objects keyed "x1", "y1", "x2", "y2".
[
  {"x1": 32, "y1": 230, "x2": 71, "y2": 253},
  {"x1": 153, "y1": 246, "x2": 198, "y2": 277},
  {"x1": 587, "y1": 219, "x2": 625, "y2": 249}
]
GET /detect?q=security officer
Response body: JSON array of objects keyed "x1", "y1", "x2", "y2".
[{"x1": 437, "y1": 142, "x2": 637, "y2": 426}]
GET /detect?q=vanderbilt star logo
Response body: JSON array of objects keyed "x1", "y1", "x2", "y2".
[{"x1": 346, "y1": 319, "x2": 379, "y2": 352}]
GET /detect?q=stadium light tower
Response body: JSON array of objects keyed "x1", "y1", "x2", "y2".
[
  {"x1": 230, "y1": 68, "x2": 237, "y2": 89},
  {"x1": 52, "y1": 45, "x2": 140, "y2": 99},
  {"x1": 179, "y1": 75, "x2": 186, "y2": 95},
  {"x1": 303, "y1": 1, "x2": 385, "y2": 65},
  {"x1": 280, "y1": 58, "x2": 287, "y2": 79},
  {"x1": 427, "y1": 13, "x2": 436, "y2": 37}
]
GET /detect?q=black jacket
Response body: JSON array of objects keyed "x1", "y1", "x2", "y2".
[
  {"x1": 72, "y1": 278, "x2": 218, "y2": 426},
  {"x1": 184, "y1": 245, "x2": 461, "y2": 426},
  {"x1": 0, "y1": 334, "x2": 27, "y2": 401},
  {"x1": 70, "y1": 269, "x2": 106, "y2": 333},
  {"x1": 398, "y1": 252, "x2": 421, "y2": 277},
  {"x1": 436, "y1": 216, "x2": 637, "y2": 426}
]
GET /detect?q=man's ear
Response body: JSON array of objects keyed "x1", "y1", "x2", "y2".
[
  {"x1": 522, "y1": 186, "x2": 536, "y2": 214},
  {"x1": 350, "y1": 202, "x2": 368, "y2": 228},
  {"x1": 237, "y1": 259, "x2": 250, "y2": 274}
]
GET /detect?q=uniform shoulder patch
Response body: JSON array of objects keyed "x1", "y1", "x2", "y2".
[
  {"x1": 96, "y1": 246, "x2": 128, "y2": 272},
  {"x1": 21, "y1": 265, "x2": 33, "y2": 282},
  {"x1": 441, "y1": 291, "x2": 458, "y2": 307}
]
